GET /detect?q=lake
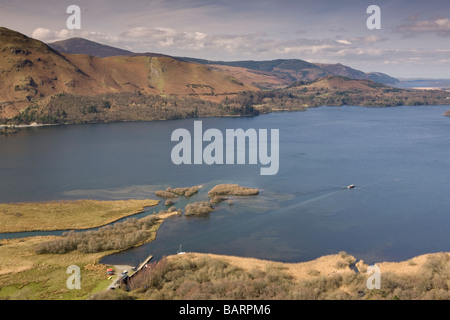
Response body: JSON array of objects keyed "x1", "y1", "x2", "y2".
[{"x1": 1, "y1": 105, "x2": 450, "y2": 266}]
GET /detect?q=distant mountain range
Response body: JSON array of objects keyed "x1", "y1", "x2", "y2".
[
  {"x1": 395, "y1": 79, "x2": 450, "y2": 89},
  {"x1": 1, "y1": 27, "x2": 448, "y2": 125},
  {"x1": 48, "y1": 37, "x2": 134, "y2": 57},
  {"x1": 47, "y1": 37, "x2": 399, "y2": 86},
  {"x1": 48, "y1": 37, "x2": 174, "y2": 59}
]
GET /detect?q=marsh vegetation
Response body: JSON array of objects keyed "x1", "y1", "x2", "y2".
[
  {"x1": 34, "y1": 216, "x2": 161, "y2": 254},
  {"x1": 0, "y1": 199, "x2": 159, "y2": 233},
  {"x1": 207, "y1": 184, "x2": 259, "y2": 197},
  {"x1": 156, "y1": 186, "x2": 201, "y2": 199},
  {"x1": 92, "y1": 252, "x2": 450, "y2": 300},
  {"x1": 184, "y1": 201, "x2": 214, "y2": 216}
]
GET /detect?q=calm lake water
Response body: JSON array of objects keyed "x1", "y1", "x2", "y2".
[{"x1": 1, "y1": 106, "x2": 450, "y2": 266}]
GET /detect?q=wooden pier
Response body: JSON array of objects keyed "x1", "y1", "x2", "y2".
[{"x1": 133, "y1": 254, "x2": 153, "y2": 276}]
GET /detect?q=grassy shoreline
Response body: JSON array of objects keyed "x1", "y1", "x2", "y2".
[
  {"x1": 97, "y1": 251, "x2": 450, "y2": 300},
  {"x1": 0, "y1": 193, "x2": 448, "y2": 300},
  {"x1": 0, "y1": 209, "x2": 179, "y2": 300},
  {"x1": 1, "y1": 230, "x2": 448, "y2": 300},
  {"x1": 0, "y1": 199, "x2": 159, "y2": 233}
]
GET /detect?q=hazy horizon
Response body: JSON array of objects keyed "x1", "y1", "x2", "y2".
[{"x1": 2, "y1": 0, "x2": 450, "y2": 78}]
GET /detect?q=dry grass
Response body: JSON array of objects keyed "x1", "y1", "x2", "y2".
[
  {"x1": 164, "y1": 199, "x2": 175, "y2": 206},
  {"x1": 156, "y1": 186, "x2": 201, "y2": 199},
  {"x1": 0, "y1": 199, "x2": 159, "y2": 233},
  {"x1": 96, "y1": 251, "x2": 450, "y2": 300},
  {"x1": 0, "y1": 210, "x2": 178, "y2": 300},
  {"x1": 34, "y1": 216, "x2": 161, "y2": 254},
  {"x1": 207, "y1": 184, "x2": 259, "y2": 197},
  {"x1": 0, "y1": 235, "x2": 114, "y2": 299},
  {"x1": 184, "y1": 201, "x2": 214, "y2": 216},
  {"x1": 167, "y1": 186, "x2": 200, "y2": 197},
  {"x1": 191, "y1": 252, "x2": 355, "y2": 283},
  {"x1": 155, "y1": 191, "x2": 177, "y2": 198},
  {"x1": 115, "y1": 252, "x2": 358, "y2": 300}
]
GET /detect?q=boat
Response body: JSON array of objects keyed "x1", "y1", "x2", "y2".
[
  {"x1": 347, "y1": 184, "x2": 355, "y2": 189},
  {"x1": 177, "y1": 244, "x2": 186, "y2": 255}
]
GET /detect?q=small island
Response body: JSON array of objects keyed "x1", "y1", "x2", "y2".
[
  {"x1": 153, "y1": 183, "x2": 260, "y2": 216},
  {"x1": 183, "y1": 184, "x2": 260, "y2": 216},
  {"x1": 155, "y1": 185, "x2": 201, "y2": 199},
  {"x1": 184, "y1": 201, "x2": 214, "y2": 216},
  {"x1": 207, "y1": 184, "x2": 259, "y2": 197}
]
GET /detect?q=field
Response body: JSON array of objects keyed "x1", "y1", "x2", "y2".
[
  {"x1": 0, "y1": 193, "x2": 448, "y2": 300},
  {"x1": 94, "y1": 251, "x2": 450, "y2": 300},
  {"x1": 0, "y1": 236, "x2": 115, "y2": 299},
  {"x1": 0, "y1": 209, "x2": 178, "y2": 300},
  {"x1": 0, "y1": 199, "x2": 159, "y2": 232}
]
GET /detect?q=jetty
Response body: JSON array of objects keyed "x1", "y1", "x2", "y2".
[
  {"x1": 111, "y1": 254, "x2": 153, "y2": 290},
  {"x1": 134, "y1": 254, "x2": 153, "y2": 274}
]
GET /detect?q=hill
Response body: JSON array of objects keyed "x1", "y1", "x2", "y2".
[
  {"x1": 179, "y1": 57, "x2": 399, "y2": 86},
  {"x1": 48, "y1": 37, "x2": 134, "y2": 57},
  {"x1": 300, "y1": 75, "x2": 384, "y2": 91},
  {"x1": 0, "y1": 27, "x2": 258, "y2": 122},
  {"x1": 279, "y1": 75, "x2": 448, "y2": 107},
  {"x1": 0, "y1": 27, "x2": 98, "y2": 118},
  {"x1": 48, "y1": 38, "x2": 173, "y2": 59},
  {"x1": 367, "y1": 72, "x2": 399, "y2": 85},
  {"x1": 222, "y1": 75, "x2": 450, "y2": 113},
  {"x1": 1, "y1": 28, "x2": 448, "y2": 126},
  {"x1": 46, "y1": 38, "x2": 398, "y2": 86}
]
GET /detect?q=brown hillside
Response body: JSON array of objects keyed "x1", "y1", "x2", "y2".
[
  {"x1": 63, "y1": 54, "x2": 258, "y2": 96},
  {"x1": 303, "y1": 76, "x2": 382, "y2": 91},
  {"x1": 0, "y1": 27, "x2": 258, "y2": 119},
  {"x1": 0, "y1": 27, "x2": 97, "y2": 117},
  {"x1": 208, "y1": 64, "x2": 290, "y2": 90}
]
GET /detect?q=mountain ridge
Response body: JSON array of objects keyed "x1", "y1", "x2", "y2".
[
  {"x1": 1, "y1": 27, "x2": 448, "y2": 126},
  {"x1": 48, "y1": 37, "x2": 134, "y2": 57},
  {"x1": 0, "y1": 27, "x2": 257, "y2": 120},
  {"x1": 47, "y1": 37, "x2": 399, "y2": 86}
]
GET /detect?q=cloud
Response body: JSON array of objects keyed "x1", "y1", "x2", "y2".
[
  {"x1": 117, "y1": 26, "x2": 397, "y2": 66},
  {"x1": 119, "y1": 26, "x2": 358, "y2": 59},
  {"x1": 294, "y1": 29, "x2": 307, "y2": 35},
  {"x1": 28, "y1": 24, "x2": 450, "y2": 78},
  {"x1": 114, "y1": 26, "x2": 450, "y2": 72},
  {"x1": 346, "y1": 36, "x2": 388, "y2": 44},
  {"x1": 121, "y1": 27, "x2": 212, "y2": 51},
  {"x1": 336, "y1": 39, "x2": 352, "y2": 45},
  {"x1": 31, "y1": 27, "x2": 118, "y2": 44},
  {"x1": 395, "y1": 15, "x2": 450, "y2": 37}
]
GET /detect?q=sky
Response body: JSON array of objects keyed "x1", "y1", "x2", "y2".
[{"x1": 1, "y1": 0, "x2": 450, "y2": 78}]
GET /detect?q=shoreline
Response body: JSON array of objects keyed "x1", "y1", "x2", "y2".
[
  {"x1": 0, "y1": 199, "x2": 160, "y2": 234},
  {"x1": 0, "y1": 102, "x2": 449, "y2": 138},
  {"x1": 102, "y1": 250, "x2": 450, "y2": 300},
  {"x1": 0, "y1": 212, "x2": 447, "y2": 299},
  {"x1": 0, "y1": 209, "x2": 180, "y2": 299},
  {"x1": 2, "y1": 103, "x2": 450, "y2": 130},
  {"x1": 0, "y1": 122, "x2": 59, "y2": 129},
  {"x1": 164, "y1": 250, "x2": 450, "y2": 275}
]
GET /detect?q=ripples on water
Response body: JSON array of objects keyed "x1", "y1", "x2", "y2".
[{"x1": 1, "y1": 106, "x2": 450, "y2": 265}]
